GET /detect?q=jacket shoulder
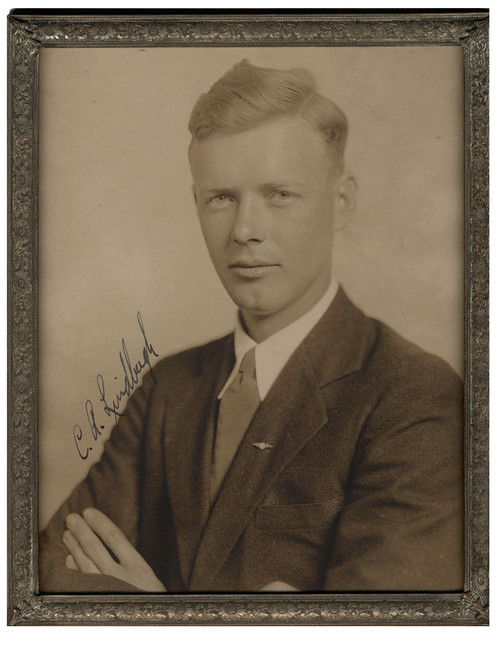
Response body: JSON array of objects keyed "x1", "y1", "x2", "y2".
[
  {"x1": 367, "y1": 318, "x2": 462, "y2": 394},
  {"x1": 354, "y1": 318, "x2": 464, "y2": 454}
]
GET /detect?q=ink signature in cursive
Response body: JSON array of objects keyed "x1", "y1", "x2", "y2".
[{"x1": 73, "y1": 311, "x2": 159, "y2": 460}]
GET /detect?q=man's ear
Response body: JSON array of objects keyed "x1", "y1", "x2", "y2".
[
  {"x1": 191, "y1": 185, "x2": 198, "y2": 206},
  {"x1": 332, "y1": 172, "x2": 357, "y2": 232}
]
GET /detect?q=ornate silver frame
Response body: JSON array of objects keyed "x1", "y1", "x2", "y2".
[{"x1": 7, "y1": 10, "x2": 489, "y2": 625}]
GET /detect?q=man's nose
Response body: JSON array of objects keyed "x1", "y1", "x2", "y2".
[{"x1": 231, "y1": 197, "x2": 267, "y2": 245}]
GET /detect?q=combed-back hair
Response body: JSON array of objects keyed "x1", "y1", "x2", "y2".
[{"x1": 188, "y1": 59, "x2": 348, "y2": 170}]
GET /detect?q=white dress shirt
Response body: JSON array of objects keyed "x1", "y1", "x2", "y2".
[{"x1": 218, "y1": 278, "x2": 339, "y2": 401}]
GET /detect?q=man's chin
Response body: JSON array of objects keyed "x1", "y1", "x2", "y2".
[
  {"x1": 223, "y1": 284, "x2": 269, "y2": 314},
  {"x1": 233, "y1": 297, "x2": 288, "y2": 322},
  {"x1": 221, "y1": 280, "x2": 294, "y2": 321}
]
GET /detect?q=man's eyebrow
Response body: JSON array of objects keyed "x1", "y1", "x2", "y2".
[
  {"x1": 199, "y1": 187, "x2": 235, "y2": 195},
  {"x1": 261, "y1": 181, "x2": 308, "y2": 190}
]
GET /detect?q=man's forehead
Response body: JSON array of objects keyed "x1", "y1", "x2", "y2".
[
  {"x1": 189, "y1": 116, "x2": 336, "y2": 177},
  {"x1": 191, "y1": 115, "x2": 322, "y2": 144}
]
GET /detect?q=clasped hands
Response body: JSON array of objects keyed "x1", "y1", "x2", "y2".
[{"x1": 63, "y1": 507, "x2": 297, "y2": 592}]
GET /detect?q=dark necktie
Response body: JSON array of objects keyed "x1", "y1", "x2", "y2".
[{"x1": 210, "y1": 347, "x2": 261, "y2": 505}]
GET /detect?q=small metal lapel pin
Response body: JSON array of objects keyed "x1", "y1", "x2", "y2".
[{"x1": 252, "y1": 442, "x2": 273, "y2": 450}]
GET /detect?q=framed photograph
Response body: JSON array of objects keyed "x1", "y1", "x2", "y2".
[{"x1": 7, "y1": 10, "x2": 488, "y2": 625}]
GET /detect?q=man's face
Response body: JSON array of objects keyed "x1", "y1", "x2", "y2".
[{"x1": 189, "y1": 116, "x2": 353, "y2": 335}]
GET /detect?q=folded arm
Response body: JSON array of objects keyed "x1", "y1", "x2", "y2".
[{"x1": 39, "y1": 376, "x2": 155, "y2": 593}]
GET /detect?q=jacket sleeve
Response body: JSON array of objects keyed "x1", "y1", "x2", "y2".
[
  {"x1": 324, "y1": 357, "x2": 464, "y2": 591},
  {"x1": 39, "y1": 372, "x2": 156, "y2": 593}
]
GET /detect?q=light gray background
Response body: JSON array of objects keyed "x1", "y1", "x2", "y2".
[{"x1": 38, "y1": 46, "x2": 464, "y2": 529}]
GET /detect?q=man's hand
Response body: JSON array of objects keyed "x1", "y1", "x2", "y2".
[{"x1": 63, "y1": 507, "x2": 166, "y2": 592}]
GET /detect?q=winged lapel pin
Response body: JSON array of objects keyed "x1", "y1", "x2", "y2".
[{"x1": 252, "y1": 442, "x2": 273, "y2": 450}]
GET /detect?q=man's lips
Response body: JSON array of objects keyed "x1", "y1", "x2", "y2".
[
  {"x1": 228, "y1": 262, "x2": 279, "y2": 278},
  {"x1": 229, "y1": 262, "x2": 279, "y2": 268}
]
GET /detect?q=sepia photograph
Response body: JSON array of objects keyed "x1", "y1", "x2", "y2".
[
  {"x1": 38, "y1": 44, "x2": 464, "y2": 594},
  {"x1": 8, "y1": 10, "x2": 488, "y2": 625}
]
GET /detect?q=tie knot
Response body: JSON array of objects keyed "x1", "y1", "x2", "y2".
[{"x1": 239, "y1": 347, "x2": 257, "y2": 377}]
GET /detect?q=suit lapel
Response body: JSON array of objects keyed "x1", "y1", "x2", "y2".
[
  {"x1": 163, "y1": 335, "x2": 234, "y2": 588},
  {"x1": 189, "y1": 287, "x2": 376, "y2": 589}
]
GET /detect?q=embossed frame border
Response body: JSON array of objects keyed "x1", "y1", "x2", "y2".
[{"x1": 7, "y1": 10, "x2": 489, "y2": 625}]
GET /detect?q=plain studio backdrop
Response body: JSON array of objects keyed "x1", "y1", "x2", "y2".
[{"x1": 38, "y1": 46, "x2": 464, "y2": 529}]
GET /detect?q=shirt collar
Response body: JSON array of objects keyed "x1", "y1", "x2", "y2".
[{"x1": 218, "y1": 278, "x2": 339, "y2": 400}]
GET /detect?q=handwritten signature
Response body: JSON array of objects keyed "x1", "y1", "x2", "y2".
[{"x1": 73, "y1": 311, "x2": 159, "y2": 460}]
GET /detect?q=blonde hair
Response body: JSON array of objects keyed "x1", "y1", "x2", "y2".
[{"x1": 188, "y1": 60, "x2": 348, "y2": 170}]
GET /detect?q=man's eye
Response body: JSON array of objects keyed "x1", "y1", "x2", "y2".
[
  {"x1": 207, "y1": 194, "x2": 233, "y2": 204},
  {"x1": 270, "y1": 190, "x2": 295, "y2": 203}
]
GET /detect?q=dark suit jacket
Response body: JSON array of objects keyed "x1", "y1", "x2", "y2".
[{"x1": 39, "y1": 288, "x2": 464, "y2": 592}]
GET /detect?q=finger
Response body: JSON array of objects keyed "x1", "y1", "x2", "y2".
[
  {"x1": 259, "y1": 580, "x2": 298, "y2": 592},
  {"x1": 82, "y1": 507, "x2": 139, "y2": 567},
  {"x1": 62, "y1": 528, "x2": 101, "y2": 574},
  {"x1": 65, "y1": 513, "x2": 118, "y2": 576},
  {"x1": 65, "y1": 554, "x2": 79, "y2": 571}
]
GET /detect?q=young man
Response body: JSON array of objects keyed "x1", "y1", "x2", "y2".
[{"x1": 40, "y1": 60, "x2": 464, "y2": 593}]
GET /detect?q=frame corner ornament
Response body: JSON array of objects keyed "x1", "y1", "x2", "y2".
[
  {"x1": 461, "y1": 591, "x2": 489, "y2": 624},
  {"x1": 8, "y1": 16, "x2": 41, "y2": 55}
]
